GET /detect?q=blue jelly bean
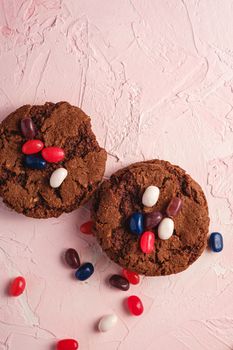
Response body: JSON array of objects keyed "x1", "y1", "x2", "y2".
[
  {"x1": 129, "y1": 212, "x2": 144, "y2": 235},
  {"x1": 24, "y1": 155, "x2": 47, "y2": 170},
  {"x1": 209, "y1": 232, "x2": 223, "y2": 252},
  {"x1": 75, "y1": 262, "x2": 94, "y2": 281}
]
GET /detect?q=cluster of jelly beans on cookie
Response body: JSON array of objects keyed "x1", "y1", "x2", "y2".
[
  {"x1": 21, "y1": 118, "x2": 67, "y2": 188},
  {"x1": 129, "y1": 185, "x2": 182, "y2": 253}
]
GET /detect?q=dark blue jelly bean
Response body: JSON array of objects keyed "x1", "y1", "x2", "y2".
[
  {"x1": 75, "y1": 262, "x2": 94, "y2": 281},
  {"x1": 24, "y1": 155, "x2": 47, "y2": 170},
  {"x1": 209, "y1": 232, "x2": 223, "y2": 252},
  {"x1": 129, "y1": 212, "x2": 144, "y2": 235}
]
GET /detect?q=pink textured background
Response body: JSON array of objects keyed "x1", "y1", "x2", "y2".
[{"x1": 0, "y1": 1, "x2": 233, "y2": 349}]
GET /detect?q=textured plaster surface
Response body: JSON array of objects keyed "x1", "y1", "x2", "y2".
[{"x1": 0, "y1": 1, "x2": 233, "y2": 349}]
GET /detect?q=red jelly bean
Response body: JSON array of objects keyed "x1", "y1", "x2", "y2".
[
  {"x1": 57, "y1": 339, "x2": 79, "y2": 350},
  {"x1": 166, "y1": 197, "x2": 182, "y2": 217},
  {"x1": 22, "y1": 140, "x2": 44, "y2": 155},
  {"x1": 42, "y1": 147, "x2": 65, "y2": 163},
  {"x1": 80, "y1": 221, "x2": 93, "y2": 235},
  {"x1": 9, "y1": 276, "x2": 26, "y2": 297},
  {"x1": 21, "y1": 118, "x2": 36, "y2": 139},
  {"x1": 140, "y1": 231, "x2": 155, "y2": 254},
  {"x1": 122, "y1": 269, "x2": 140, "y2": 285},
  {"x1": 127, "y1": 295, "x2": 144, "y2": 316}
]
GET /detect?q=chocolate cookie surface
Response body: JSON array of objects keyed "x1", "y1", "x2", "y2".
[
  {"x1": 92, "y1": 160, "x2": 209, "y2": 276},
  {"x1": 0, "y1": 102, "x2": 107, "y2": 218}
]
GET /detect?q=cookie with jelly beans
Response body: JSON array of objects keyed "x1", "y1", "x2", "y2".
[
  {"x1": 92, "y1": 160, "x2": 209, "y2": 276},
  {"x1": 0, "y1": 102, "x2": 107, "y2": 218}
]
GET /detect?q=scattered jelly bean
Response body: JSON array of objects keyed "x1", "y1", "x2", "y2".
[
  {"x1": 9, "y1": 276, "x2": 26, "y2": 297},
  {"x1": 142, "y1": 185, "x2": 160, "y2": 207},
  {"x1": 109, "y1": 274, "x2": 129, "y2": 291},
  {"x1": 166, "y1": 197, "x2": 182, "y2": 217},
  {"x1": 57, "y1": 339, "x2": 79, "y2": 350},
  {"x1": 22, "y1": 139, "x2": 44, "y2": 155},
  {"x1": 158, "y1": 217, "x2": 174, "y2": 240},
  {"x1": 140, "y1": 231, "x2": 155, "y2": 254},
  {"x1": 98, "y1": 314, "x2": 118, "y2": 332},
  {"x1": 75, "y1": 262, "x2": 94, "y2": 281},
  {"x1": 209, "y1": 232, "x2": 223, "y2": 252},
  {"x1": 80, "y1": 221, "x2": 93, "y2": 235},
  {"x1": 122, "y1": 269, "x2": 140, "y2": 285},
  {"x1": 127, "y1": 295, "x2": 144, "y2": 316},
  {"x1": 129, "y1": 212, "x2": 144, "y2": 235},
  {"x1": 145, "y1": 211, "x2": 163, "y2": 229},
  {"x1": 21, "y1": 118, "x2": 36, "y2": 139},
  {"x1": 65, "y1": 248, "x2": 80, "y2": 269},
  {"x1": 24, "y1": 155, "x2": 46, "y2": 170},
  {"x1": 42, "y1": 147, "x2": 65, "y2": 163},
  {"x1": 50, "y1": 168, "x2": 68, "y2": 188}
]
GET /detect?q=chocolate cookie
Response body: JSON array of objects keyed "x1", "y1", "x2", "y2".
[
  {"x1": 92, "y1": 160, "x2": 209, "y2": 276},
  {"x1": 0, "y1": 102, "x2": 107, "y2": 218}
]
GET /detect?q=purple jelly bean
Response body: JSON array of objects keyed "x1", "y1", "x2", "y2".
[
  {"x1": 109, "y1": 274, "x2": 129, "y2": 291},
  {"x1": 21, "y1": 118, "x2": 36, "y2": 139},
  {"x1": 166, "y1": 197, "x2": 182, "y2": 217},
  {"x1": 145, "y1": 211, "x2": 163, "y2": 229}
]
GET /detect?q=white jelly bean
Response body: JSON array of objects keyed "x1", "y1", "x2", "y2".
[
  {"x1": 98, "y1": 314, "x2": 118, "y2": 332},
  {"x1": 50, "y1": 168, "x2": 68, "y2": 188},
  {"x1": 142, "y1": 185, "x2": 160, "y2": 207},
  {"x1": 158, "y1": 217, "x2": 174, "y2": 240}
]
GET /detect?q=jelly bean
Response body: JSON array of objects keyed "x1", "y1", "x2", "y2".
[
  {"x1": 109, "y1": 274, "x2": 129, "y2": 291},
  {"x1": 50, "y1": 168, "x2": 68, "y2": 188},
  {"x1": 145, "y1": 211, "x2": 163, "y2": 229},
  {"x1": 65, "y1": 248, "x2": 80, "y2": 269},
  {"x1": 9, "y1": 276, "x2": 26, "y2": 297},
  {"x1": 42, "y1": 147, "x2": 65, "y2": 163},
  {"x1": 57, "y1": 339, "x2": 79, "y2": 350},
  {"x1": 140, "y1": 231, "x2": 155, "y2": 254},
  {"x1": 166, "y1": 197, "x2": 182, "y2": 217},
  {"x1": 75, "y1": 262, "x2": 94, "y2": 281},
  {"x1": 21, "y1": 118, "x2": 36, "y2": 139},
  {"x1": 127, "y1": 295, "x2": 144, "y2": 316},
  {"x1": 122, "y1": 269, "x2": 140, "y2": 285},
  {"x1": 24, "y1": 155, "x2": 46, "y2": 170},
  {"x1": 80, "y1": 221, "x2": 93, "y2": 235},
  {"x1": 98, "y1": 314, "x2": 118, "y2": 332},
  {"x1": 22, "y1": 139, "x2": 44, "y2": 155},
  {"x1": 142, "y1": 185, "x2": 160, "y2": 207},
  {"x1": 129, "y1": 212, "x2": 144, "y2": 235},
  {"x1": 209, "y1": 232, "x2": 223, "y2": 252},
  {"x1": 158, "y1": 217, "x2": 174, "y2": 240}
]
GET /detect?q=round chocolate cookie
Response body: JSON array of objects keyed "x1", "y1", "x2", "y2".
[
  {"x1": 92, "y1": 160, "x2": 209, "y2": 276},
  {"x1": 0, "y1": 102, "x2": 107, "y2": 218}
]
